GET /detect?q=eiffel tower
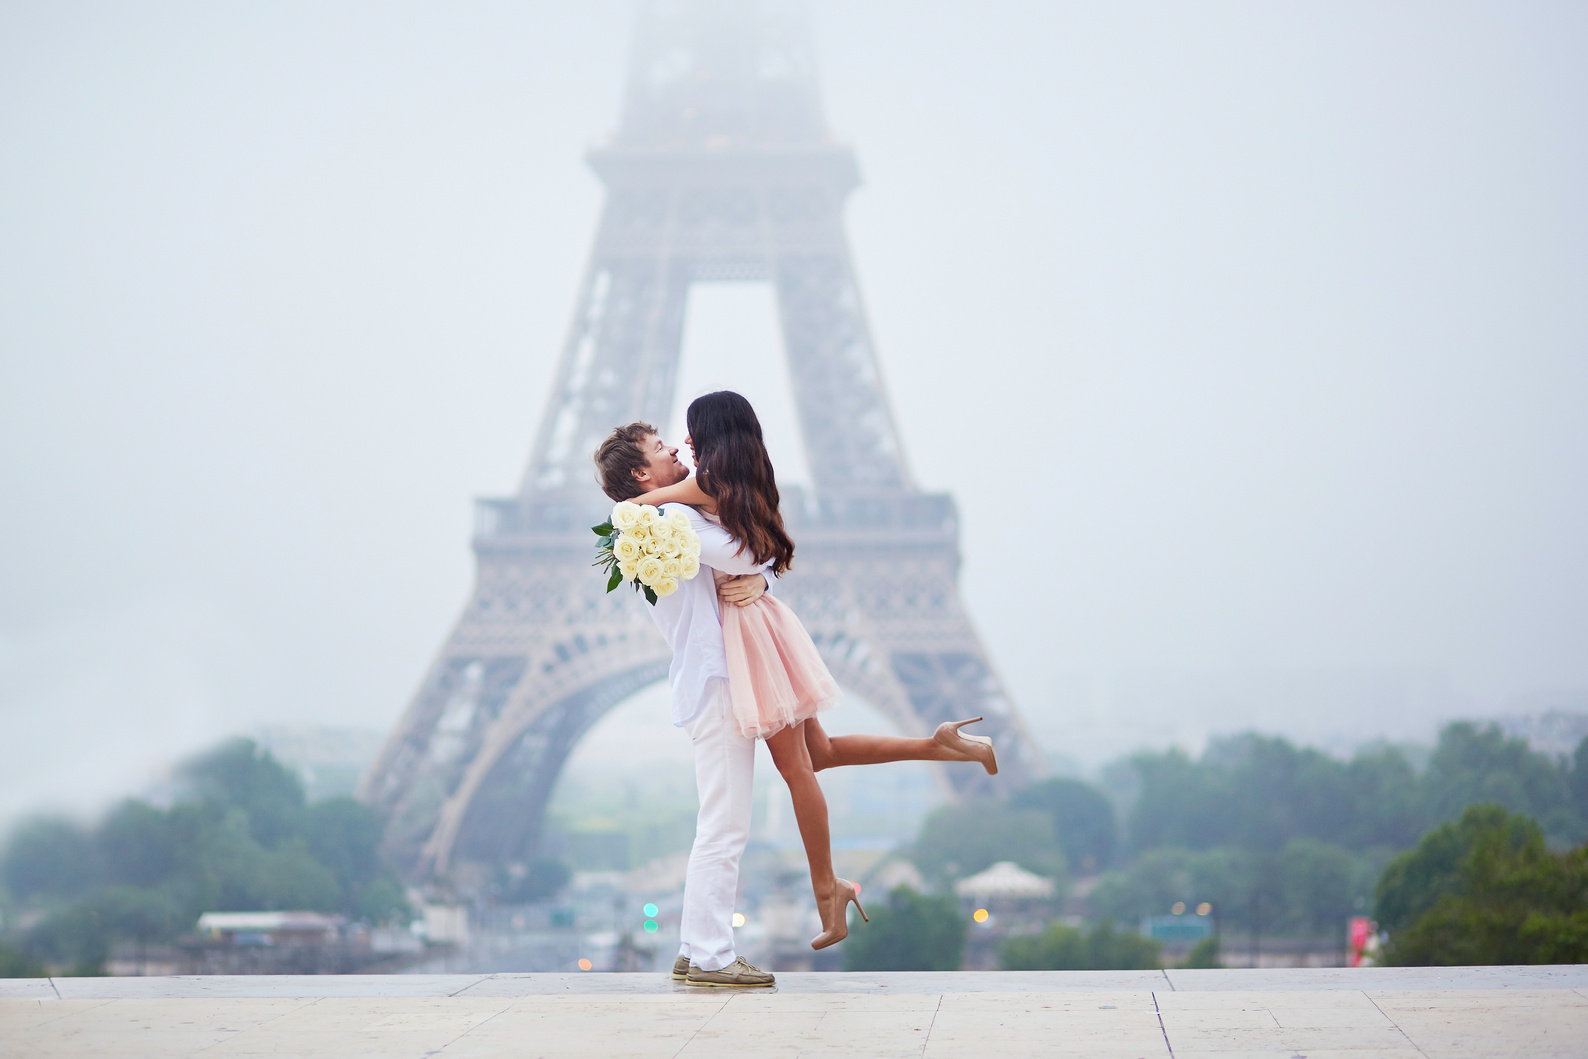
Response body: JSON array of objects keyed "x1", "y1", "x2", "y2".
[{"x1": 360, "y1": 0, "x2": 1044, "y2": 882}]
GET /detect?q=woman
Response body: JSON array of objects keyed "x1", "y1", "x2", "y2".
[{"x1": 633, "y1": 390, "x2": 996, "y2": 949}]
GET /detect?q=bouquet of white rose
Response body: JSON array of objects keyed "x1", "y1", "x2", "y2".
[{"x1": 592, "y1": 500, "x2": 703, "y2": 605}]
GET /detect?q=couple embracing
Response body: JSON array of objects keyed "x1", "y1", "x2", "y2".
[{"x1": 594, "y1": 391, "x2": 997, "y2": 987}]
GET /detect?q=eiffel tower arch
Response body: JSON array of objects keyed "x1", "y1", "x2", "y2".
[{"x1": 359, "y1": 0, "x2": 1044, "y2": 882}]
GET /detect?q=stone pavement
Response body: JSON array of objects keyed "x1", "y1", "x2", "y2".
[{"x1": 2, "y1": 966, "x2": 1586, "y2": 1057}]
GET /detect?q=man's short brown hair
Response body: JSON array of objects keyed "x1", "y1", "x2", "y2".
[{"x1": 594, "y1": 422, "x2": 657, "y2": 501}]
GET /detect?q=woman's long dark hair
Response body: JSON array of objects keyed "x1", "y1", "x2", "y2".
[{"x1": 687, "y1": 391, "x2": 795, "y2": 576}]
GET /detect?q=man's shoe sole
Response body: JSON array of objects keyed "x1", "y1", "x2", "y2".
[{"x1": 684, "y1": 977, "x2": 775, "y2": 987}]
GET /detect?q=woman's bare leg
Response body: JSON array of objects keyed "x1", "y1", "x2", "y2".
[
  {"x1": 802, "y1": 716, "x2": 973, "y2": 772},
  {"x1": 765, "y1": 721, "x2": 835, "y2": 906}
]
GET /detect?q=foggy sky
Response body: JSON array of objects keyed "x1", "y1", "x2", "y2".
[{"x1": 2, "y1": 1, "x2": 1585, "y2": 819}]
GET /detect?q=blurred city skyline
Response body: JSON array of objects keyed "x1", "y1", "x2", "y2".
[{"x1": 2, "y1": 1, "x2": 1585, "y2": 822}]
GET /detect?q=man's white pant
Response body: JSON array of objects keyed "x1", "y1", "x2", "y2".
[{"x1": 677, "y1": 680, "x2": 755, "y2": 972}]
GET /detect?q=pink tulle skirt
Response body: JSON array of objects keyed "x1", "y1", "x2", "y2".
[{"x1": 719, "y1": 590, "x2": 840, "y2": 741}]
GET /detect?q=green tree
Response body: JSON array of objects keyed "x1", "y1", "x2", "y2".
[
  {"x1": 1378, "y1": 805, "x2": 1588, "y2": 965},
  {"x1": 1570, "y1": 736, "x2": 1588, "y2": 825},
  {"x1": 1183, "y1": 936, "x2": 1221, "y2": 968},
  {"x1": 1338, "y1": 745, "x2": 1425, "y2": 851},
  {"x1": 1126, "y1": 748, "x2": 1228, "y2": 853},
  {"x1": 1421, "y1": 724, "x2": 1580, "y2": 843},
  {"x1": 302, "y1": 797, "x2": 408, "y2": 920},
  {"x1": 29, "y1": 884, "x2": 188, "y2": 973},
  {"x1": 1375, "y1": 804, "x2": 1537, "y2": 934},
  {"x1": 1088, "y1": 841, "x2": 1371, "y2": 938},
  {"x1": 1118, "y1": 727, "x2": 1571, "y2": 861},
  {"x1": 25, "y1": 902, "x2": 112, "y2": 975},
  {"x1": 1216, "y1": 735, "x2": 1358, "y2": 853},
  {"x1": 238, "y1": 840, "x2": 343, "y2": 912},
  {"x1": 1127, "y1": 735, "x2": 1383, "y2": 855},
  {"x1": 1276, "y1": 838, "x2": 1373, "y2": 936},
  {"x1": 1, "y1": 818, "x2": 100, "y2": 902},
  {"x1": 1091, "y1": 846, "x2": 1264, "y2": 932},
  {"x1": 1001, "y1": 919, "x2": 1161, "y2": 970},
  {"x1": 2, "y1": 737, "x2": 414, "y2": 973},
  {"x1": 178, "y1": 738, "x2": 306, "y2": 848},
  {"x1": 1089, "y1": 847, "x2": 1201, "y2": 922},
  {"x1": 0, "y1": 940, "x2": 46, "y2": 978},
  {"x1": 1011, "y1": 778, "x2": 1117, "y2": 872},
  {"x1": 912, "y1": 799, "x2": 1064, "y2": 884},
  {"x1": 354, "y1": 876, "x2": 412, "y2": 924},
  {"x1": 88, "y1": 885, "x2": 185, "y2": 943},
  {"x1": 842, "y1": 887, "x2": 966, "y2": 971},
  {"x1": 98, "y1": 800, "x2": 177, "y2": 888}
]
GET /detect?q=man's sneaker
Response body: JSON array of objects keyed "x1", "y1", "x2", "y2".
[
  {"x1": 685, "y1": 957, "x2": 775, "y2": 987},
  {"x1": 671, "y1": 955, "x2": 690, "y2": 981}
]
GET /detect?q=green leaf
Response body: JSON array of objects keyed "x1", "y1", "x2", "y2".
[
  {"x1": 642, "y1": 585, "x2": 658, "y2": 605},
  {"x1": 606, "y1": 566, "x2": 623, "y2": 593},
  {"x1": 592, "y1": 521, "x2": 614, "y2": 536}
]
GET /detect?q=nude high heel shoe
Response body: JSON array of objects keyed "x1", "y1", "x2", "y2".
[
  {"x1": 811, "y1": 878, "x2": 868, "y2": 951},
  {"x1": 934, "y1": 717, "x2": 998, "y2": 775}
]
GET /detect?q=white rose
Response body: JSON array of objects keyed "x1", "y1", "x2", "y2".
[
  {"x1": 637, "y1": 506, "x2": 660, "y2": 528},
  {"x1": 611, "y1": 501, "x2": 643, "y2": 531},
  {"x1": 637, "y1": 556, "x2": 664, "y2": 585},
  {"x1": 679, "y1": 554, "x2": 699, "y2": 580},
  {"x1": 667, "y1": 510, "x2": 691, "y2": 533},
  {"x1": 661, "y1": 557, "x2": 682, "y2": 579},
  {"x1": 681, "y1": 528, "x2": 701, "y2": 554},
  {"x1": 619, "y1": 558, "x2": 640, "y2": 582},
  {"x1": 613, "y1": 535, "x2": 642, "y2": 563},
  {"x1": 659, "y1": 536, "x2": 682, "y2": 559},
  {"x1": 642, "y1": 534, "x2": 663, "y2": 556},
  {"x1": 653, "y1": 576, "x2": 680, "y2": 598},
  {"x1": 628, "y1": 520, "x2": 652, "y2": 542}
]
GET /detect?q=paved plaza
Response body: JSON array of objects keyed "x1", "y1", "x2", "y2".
[{"x1": 3, "y1": 966, "x2": 1586, "y2": 1057}]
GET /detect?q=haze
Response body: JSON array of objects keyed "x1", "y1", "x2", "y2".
[{"x1": 2, "y1": 1, "x2": 1584, "y2": 819}]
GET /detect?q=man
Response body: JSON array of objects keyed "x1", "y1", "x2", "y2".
[{"x1": 594, "y1": 422, "x2": 777, "y2": 988}]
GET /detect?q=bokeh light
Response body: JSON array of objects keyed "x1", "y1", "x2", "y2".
[
  {"x1": 1197, "y1": 902, "x2": 1212, "y2": 916},
  {"x1": 643, "y1": 903, "x2": 659, "y2": 917},
  {"x1": 643, "y1": 919, "x2": 658, "y2": 933},
  {"x1": 577, "y1": 958, "x2": 592, "y2": 971},
  {"x1": 731, "y1": 912, "x2": 746, "y2": 927},
  {"x1": 973, "y1": 908, "x2": 989, "y2": 923},
  {"x1": 1171, "y1": 902, "x2": 1186, "y2": 915}
]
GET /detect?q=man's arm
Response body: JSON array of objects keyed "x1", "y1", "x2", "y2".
[
  {"x1": 666, "y1": 504, "x2": 775, "y2": 604},
  {"x1": 718, "y1": 571, "x2": 771, "y2": 607}
]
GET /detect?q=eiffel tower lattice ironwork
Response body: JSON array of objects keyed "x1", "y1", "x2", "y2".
[{"x1": 360, "y1": 0, "x2": 1044, "y2": 881}]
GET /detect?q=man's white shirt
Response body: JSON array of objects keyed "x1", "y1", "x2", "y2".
[{"x1": 645, "y1": 503, "x2": 775, "y2": 727}]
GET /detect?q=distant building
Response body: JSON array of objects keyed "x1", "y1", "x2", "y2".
[
  {"x1": 955, "y1": 861, "x2": 1057, "y2": 901},
  {"x1": 956, "y1": 861, "x2": 1061, "y2": 971},
  {"x1": 179, "y1": 911, "x2": 427, "y2": 974},
  {"x1": 1495, "y1": 710, "x2": 1588, "y2": 759},
  {"x1": 196, "y1": 911, "x2": 343, "y2": 946}
]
